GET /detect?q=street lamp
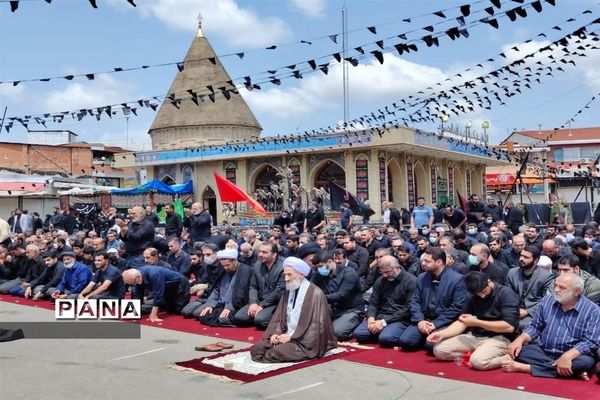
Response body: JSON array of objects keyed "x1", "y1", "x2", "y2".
[
  {"x1": 439, "y1": 114, "x2": 449, "y2": 133},
  {"x1": 482, "y1": 120, "x2": 490, "y2": 142},
  {"x1": 465, "y1": 120, "x2": 473, "y2": 138}
]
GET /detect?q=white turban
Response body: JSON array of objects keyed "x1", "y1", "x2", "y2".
[
  {"x1": 217, "y1": 248, "x2": 238, "y2": 260},
  {"x1": 537, "y1": 255, "x2": 553, "y2": 270},
  {"x1": 283, "y1": 256, "x2": 310, "y2": 277}
]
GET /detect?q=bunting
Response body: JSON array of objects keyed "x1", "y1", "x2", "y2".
[
  {"x1": 1, "y1": 0, "x2": 557, "y2": 87},
  {"x1": 3, "y1": 3, "x2": 586, "y2": 134},
  {"x1": 7, "y1": 0, "x2": 136, "y2": 12}
]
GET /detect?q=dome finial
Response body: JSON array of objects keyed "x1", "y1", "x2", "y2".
[{"x1": 197, "y1": 13, "x2": 204, "y2": 37}]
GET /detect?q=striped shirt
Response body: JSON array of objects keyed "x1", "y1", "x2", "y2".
[{"x1": 523, "y1": 294, "x2": 600, "y2": 356}]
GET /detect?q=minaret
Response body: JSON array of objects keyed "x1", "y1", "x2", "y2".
[{"x1": 148, "y1": 14, "x2": 262, "y2": 150}]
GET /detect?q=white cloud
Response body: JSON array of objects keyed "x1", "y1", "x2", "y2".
[
  {"x1": 245, "y1": 54, "x2": 446, "y2": 118},
  {"x1": 500, "y1": 40, "x2": 550, "y2": 64},
  {"x1": 43, "y1": 75, "x2": 136, "y2": 112},
  {"x1": 569, "y1": 37, "x2": 600, "y2": 91},
  {"x1": 290, "y1": 0, "x2": 326, "y2": 18},
  {"x1": 0, "y1": 83, "x2": 26, "y2": 103},
  {"x1": 97, "y1": 128, "x2": 152, "y2": 151},
  {"x1": 135, "y1": 0, "x2": 293, "y2": 48}
]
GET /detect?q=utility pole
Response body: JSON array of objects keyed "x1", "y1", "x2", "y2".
[{"x1": 342, "y1": 6, "x2": 349, "y2": 126}]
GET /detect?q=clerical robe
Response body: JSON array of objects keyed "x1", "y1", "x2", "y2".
[{"x1": 250, "y1": 280, "x2": 337, "y2": 363}]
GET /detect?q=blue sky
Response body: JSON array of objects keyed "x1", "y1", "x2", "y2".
[{"x1": 0, "y1": 0, "x2": 599, "y2": 150}]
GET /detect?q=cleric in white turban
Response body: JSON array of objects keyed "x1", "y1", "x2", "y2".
[
  {"x1": 250, "y1": 257, "x2": 337, "y2": 363},
  {"x1": 197, "y1": 247, "x2": 253, "y2": 328}
]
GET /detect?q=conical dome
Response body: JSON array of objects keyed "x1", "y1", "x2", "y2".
[{"x1": 149, "y1": 21, "x2": 262, "y2": 150}]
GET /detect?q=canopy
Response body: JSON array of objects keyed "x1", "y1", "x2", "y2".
[{"x1": 111, "y1": 179, "x2": 193, "y2": 195}]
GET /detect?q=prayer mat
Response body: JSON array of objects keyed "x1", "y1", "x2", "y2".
[{"x1": 172, "y1": 347, "x2": 360, "y2": 383}]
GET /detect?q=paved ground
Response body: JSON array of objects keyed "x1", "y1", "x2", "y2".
[{"x1": 0, "y1": 301, "x2": 564, "y2": 400}]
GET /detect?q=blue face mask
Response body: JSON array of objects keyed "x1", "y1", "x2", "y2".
[
  {"x1": 468, "y1": 254, "x2": 479, "y2": 266},
  {"x1": 317, "y1": 266, "x2": 330, "y2": 276}
]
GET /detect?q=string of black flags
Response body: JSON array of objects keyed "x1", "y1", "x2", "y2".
[
  {"x1": 3, "y1": 11, "x2": 596, "y2": 150},
  {"x1": 1, "y1": 0, "x2": 557, "y2": 86},
  {"x1": 1, "y1": 0, "x2": 573, "y2": 132},
  {"x1": 5, "y1": 0, "x2": 136, "y2": 12}
]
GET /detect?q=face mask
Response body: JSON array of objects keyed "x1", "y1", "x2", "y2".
[
  {"x1": 422, "y1": 229, "x2": 429, "y2": 235},
  {"x1": 468, "y1": 254, "x2": 480, "y2": 266},
  {"x1": 204, "y1": 256, "x2": 217, "y2": 265},
  {"x1": 468, "y1": 229, "x2": 476, "y2": 235},
  {"x1": 485, "y1": 219, "x2": 493, "y2": 224},
  {"x1": 584, "y1": 237, "x2": 593, "y2": 245},
  {"x1": 109, "y1": 256, "x2": 118, "y2": 262},
  {"x1": 317, "y1": 266, "x2": 329, "y2": 276},
  {"x1": 429, "y1": 236, "x2": 438, "y2": 244}
]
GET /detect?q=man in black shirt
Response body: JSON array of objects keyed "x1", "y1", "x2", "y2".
[
  {"x1": 234, "y1": 243, "x2": 285, "y2": 329},
  {"x1": 304, "y1": 201, "x2": 325, "y2": 233},
  {"x1": 468, "y1": 243, "x2": 508, "y2": 284},
  {"x1": 181, "y1": 244, "x2": 222, "y2": 318},
  {"x1": 183, "y1": 202, "x2": 212, "y2": 245},
  {"x1": 444, "y1": 205, "x2": 467, "y2": 230},
  {"x1": 571, "y1": 238, "x2": 600, "y2": 277},
  {"x1": 145, "y1": 205, "x2": 160, "y2": 228},
  {"x1": 290, "y1": 202, "x2": 306, "y2": 233},
  {"x1": 116, "y1": 206, "x2": 155, "y2": 268},
  {"x1": 353, "y1": 255, "x2": 416, "y2": 347},
  {"x1": 467, "y1": 194, "x2": 485, "y2": 225},
  {"x1": 504, "y1": 201, "x2": 524, "y2": 235},
  {"x1": 427, "y1": 271, "x2": 520, "y2": 370},
  {"x1": 525, "y1": 223, "x2": 544, "y2": 250},
  {"x1": 164, "y1": 204, "x2": 183, "y2": 238}
]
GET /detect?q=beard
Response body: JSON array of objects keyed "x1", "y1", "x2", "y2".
[
  {"x1": 286, "y1": 278, "x2": 302, "y2": 291},
  {"x1": 519, "y1": 260, "x2": 534, "y2": 269},
  {"x1": 554, "y1": 291, "x2": 576, "y2": 305}
]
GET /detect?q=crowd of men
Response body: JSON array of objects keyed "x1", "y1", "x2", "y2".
[{"x1": 0, "y1": 196, "x2": 599, "y2": 376}]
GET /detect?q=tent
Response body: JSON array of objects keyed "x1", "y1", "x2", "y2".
[{"x1": 111, "y1": 179, "x2": 193, "y2": 195}]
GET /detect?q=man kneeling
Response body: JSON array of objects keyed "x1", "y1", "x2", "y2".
[
  {"x1": 502, "y1": 272, "x2": 600, "y2": 380},
  {"x1": 250, "y1": 257, "x2": 337, "y2": 363}
]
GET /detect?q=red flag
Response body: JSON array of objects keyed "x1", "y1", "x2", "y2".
[
  {"x1": 456, "y1": 190, "x2": 468, "y2": 213},
  {"x1": 213, "y1": 173, "x2": 266, "y2": 216}
]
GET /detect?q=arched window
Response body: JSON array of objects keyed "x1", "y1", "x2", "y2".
[
  {"x1": 182, "y1": 166, "x2": 193, "y2": 183},
  {"x1": 314, "y1": 161, "x2": 345, "y2": 190},
  {"x1": 254, "y1": 164, "x2": 283, "y2": 211},
  {"x1": 225, "y1": 163, "x2": 236, "y2": 184}
]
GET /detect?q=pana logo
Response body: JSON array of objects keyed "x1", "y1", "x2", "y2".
[{"x1": 55, "y1": 299, "x2": 141, "y2": 320}]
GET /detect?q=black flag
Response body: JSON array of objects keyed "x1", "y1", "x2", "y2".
[{"x1": 329, "y1": 181, "x2": 374, "y2": 218}]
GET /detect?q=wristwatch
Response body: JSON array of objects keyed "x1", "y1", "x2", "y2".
[{"x1": 381, "y1": 320, "x2": 387, "y2": 327}]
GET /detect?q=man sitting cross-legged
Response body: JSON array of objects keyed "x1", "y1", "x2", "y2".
[
  {"x1": 501, "y1": 272, "x2": 600, "y2": 380},
  {"x1": 427, "y1": 271, "x2": 520, "y2": 370}
]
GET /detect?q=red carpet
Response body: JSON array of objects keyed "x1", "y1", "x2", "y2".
[
  {"x1": 344, "y1": 346, "x2": 597, "y2": 400},
  {"x1": 2, "y1": 295, "x2": 597, "y2": 398},
  {"x1": 175, "y1": 347, "x2": 364, "y2": 383}
]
